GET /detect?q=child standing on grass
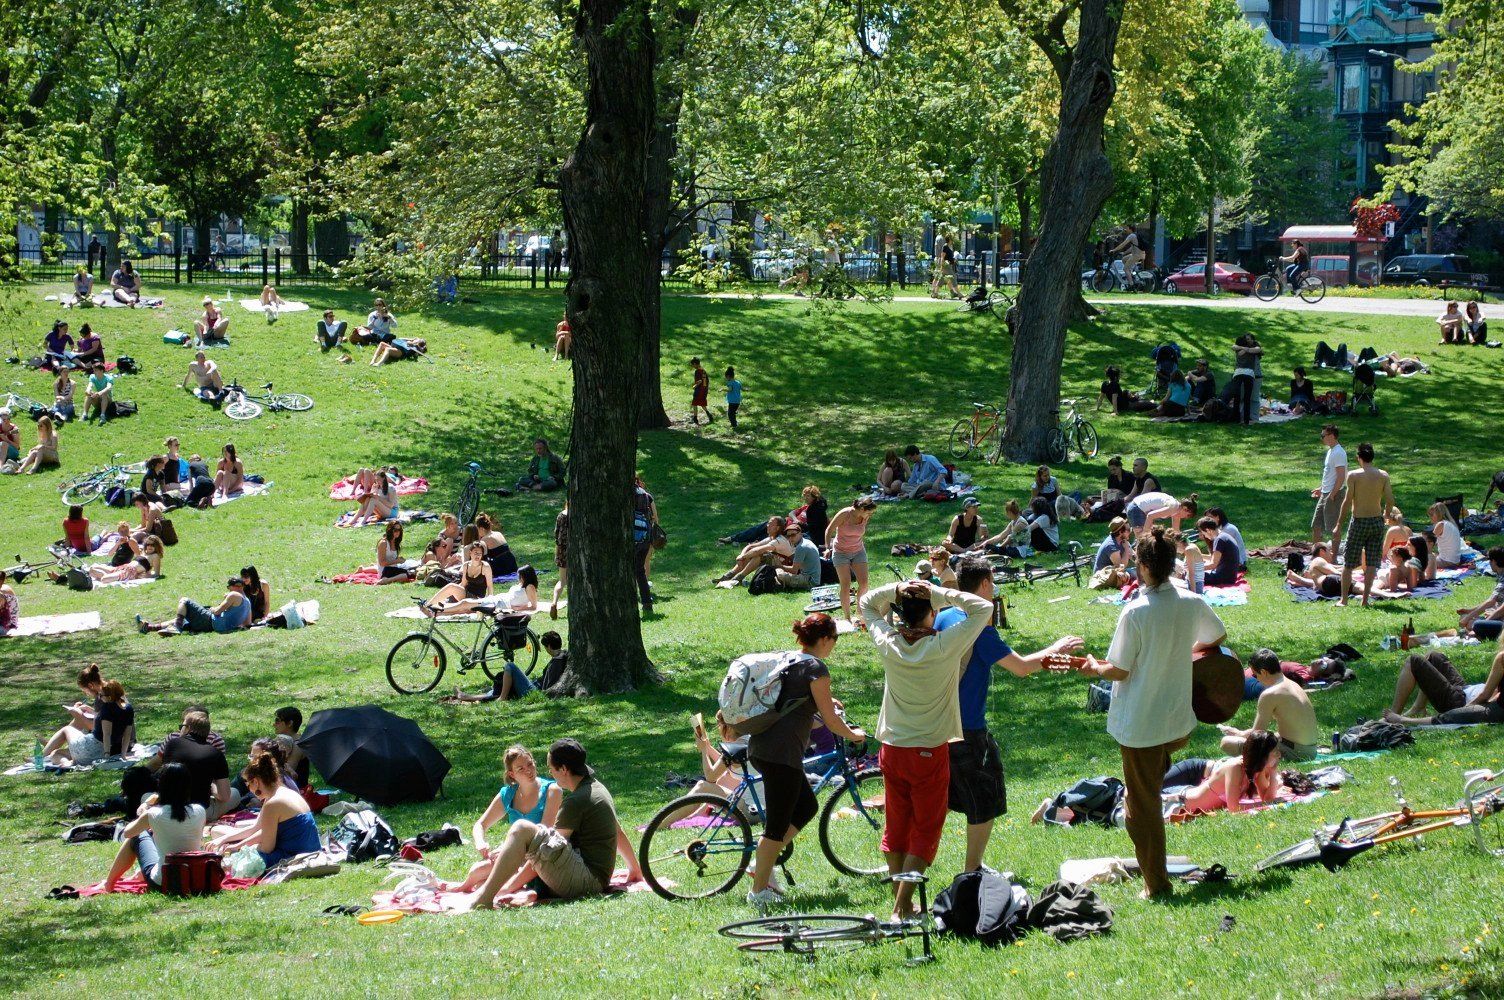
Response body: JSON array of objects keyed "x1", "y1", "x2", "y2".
[
  {"x1": 724, "y1": 366, "x2": 742, "y2": 428},
  {"x1": 690, "y1": 357, "x2": 713, "y2": 425}
]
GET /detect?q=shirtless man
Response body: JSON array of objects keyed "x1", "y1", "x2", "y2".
[
  {"x1": 712, "y1": 515, "x2": 794, "y2": 587},
  {"x1": 182, "y1": 351, "x2": 225, "y2": 403},
  {"x1": 1219, "y1": 649, "x2": 1321, "y2": 761},
  {"x1": 1333, "y1": 442, "x2": 1395, "y2": 607}
]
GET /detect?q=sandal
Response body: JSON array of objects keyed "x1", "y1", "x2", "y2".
[
  {"x1": 322, "y1": 903, "x2": 368, "y2": 916},
  {"x1": 46, "y1": 885, "x2": 80, "y2": 900}
]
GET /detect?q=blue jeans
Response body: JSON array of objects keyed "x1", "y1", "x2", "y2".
[
  {"x1": 134, "y1": 833, "x2": 164, "y2": 888},
  {"x1": 504, "y1": 662, "x2": 535, "y2": 698},
  {"x1": 728, "y1": 522, "x2": 768, "y2": 545}
]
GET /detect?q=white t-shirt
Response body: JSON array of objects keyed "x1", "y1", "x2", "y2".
[
  {"x1": 367, "y1": 311, "x2": 396, "y2": 338},
  {"x1": 1435, "y1": 519, "x2": 1462, "y2": 563},
  {"x1": 147, "y1": 803, "x2": 207, "y2": 856},
  {"x1": 1106, "y1": 584, "x2": 1226, "y2": 748},
  {"x1": 1126, "y1": 491, "x2": 1177, "y2": 520},
  {"x1": 1321, "y1": 444, "x2": 1347, "y2": 495}
]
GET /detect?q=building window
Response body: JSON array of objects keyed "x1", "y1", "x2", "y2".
[
  {"x1": 1367, "y1": 64, "x2": 1388, "y2": 111},
  {"x1": 1339, "y1": 64, "x2": 1362, "y2": 111},
  {"x1": 1365, "y1": 139, "x2": 1386, "y2": 189}
]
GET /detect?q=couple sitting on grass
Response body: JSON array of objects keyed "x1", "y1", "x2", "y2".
[{"x1": 444, "y1": 740, "x2": 642, "y2": 909}]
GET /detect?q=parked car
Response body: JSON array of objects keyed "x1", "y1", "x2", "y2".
[
  {"x1": 1310, "y1": 255, "x2": 1351, "y2": 287},
  {"x1": 1162, "y1": 261, "x2": 1254, "y2": 295},
  {"x1": 1380, "y1": 253, "x2": 1487, "y2": 289}
]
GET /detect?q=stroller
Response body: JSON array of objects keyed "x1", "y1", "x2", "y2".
[
  {"x1": 1344, "y1": 363, "x2": 1378, "y2": 415},
  {"x1": 1147, "y1": 342, "x2": 1181, "y2": 397}
]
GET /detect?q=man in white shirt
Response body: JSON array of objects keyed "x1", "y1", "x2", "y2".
[
  {"x1": 1311, "y1": 424, "x2": 1347, "y2": 546},
  {"x1": 1081, "y1": 529, "x2": 1225, "y2": 898}
]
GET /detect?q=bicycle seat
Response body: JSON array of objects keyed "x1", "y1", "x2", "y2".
[
  {"x1": 1059, "y1": 398, "x2": 1076, "y2": 406},
  {"x1": 971, "y1": 402, "x2": 990, "y2": 410},
  {"x1": 718, "y1": 742, "x2": 750, "y2": 766},
  {"x1": 889, "y1": 872, "x2": 928, "y2": 885},
  {"x1": 260, "y1": 382, "x2": 274, "y2": 390}
]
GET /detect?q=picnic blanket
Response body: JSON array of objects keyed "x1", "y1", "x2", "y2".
[
  {"x1": 869, "y1": 483, "x2": 978, "y2": 503},
  {"x1": 5, "y1": 743, "x2": 157, "y2": 777},
  {"x1": 75, "y1": 873, "x2": 262, "y2": 896},
  {"x1": 1250, "y1": 539, "x2": 1313, "y2": 563},
  {"x1": 210, "y1": 481, "x2": 272, "y2": 507},
  {"x1": 88, "y1": 294, "x2": 165, "y2": 309},
  {"x1": 1461, "y1": 509, "x2": 1504, "y2": 534},
  {"x1": 1095, "y1": 577, "x2": 1249, "y2": 608},
  {"x1": 1169, "y1": 788, "x2": 1329, "y2": 824},
  {"x1": 1285, "y1": 579, "x2": 1454, "y2": 603},
  {"x1": 91, "y1": 575, "x2": 159, "y2": 590},
  {"x1": 1, "y1": 611, "x2": 101, "y2": 638},
  {"x1": 329, "y1": 475, "x2": 430, "y2": 501},
  {"x1": 326, "y1": 566, "x2": 393, "y2": 585},
  {"x1": 335, "y1": 508, "x2": 436, "y2": 528},
  {"x1": 370, "y1": 869, "x2": 652, "y2": 913},
  {"x1": 238, "y1": 299, "x2": 310, "y2": 314}
]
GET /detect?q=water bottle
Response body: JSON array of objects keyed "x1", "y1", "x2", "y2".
[{"x1": 33, "y1": 739, "x2": 44, "y2": 771}]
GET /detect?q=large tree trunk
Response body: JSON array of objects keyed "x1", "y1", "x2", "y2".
[
  {"x1": 291, "y1": 199, "x2": 310, "y2": 275},
  {"x1": 999, "y1": 0, "x2": 1122, "y2": 463},
  {"x1": 557, "y1": 0, "x2": 658, "y2": 695},
  {"x1": 1146, "y1": 178, "x2": 1160, "y2": 268}
]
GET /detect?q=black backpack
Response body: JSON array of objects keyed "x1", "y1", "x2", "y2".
[
  {"x1": 932, "y1": 868, "x2": 1031, "y2": 946},
  {"x1": 326, "y1": 808, "x2": 400, "y2": 862},
  {"x1": 116, "y1": 356, "x2": 140, "y2": 374},
  {"x1": 1336, "y1": 719, "x2": 1414, "y2": 753},
  {"x1": 105, "y1": 485, "x2": 134, "y2": 508},
  {"x1": 747, "y1": 564, "x2": 781, "y2": 596}
]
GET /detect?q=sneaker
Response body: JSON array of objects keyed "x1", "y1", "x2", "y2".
[
  {"x1": 135, "y1": 614, "x2": 147, "y2": 634},
  {"x1": 747, "y1": 887, "x2": 785, "y2": 911},
  {"x1": 766, "y1": 872, "x2": 784, "y2": 895}
]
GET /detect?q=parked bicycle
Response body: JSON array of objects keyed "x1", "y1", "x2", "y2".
[
  {"x1": 990, "y1": 540, "x2": 1088, "y2": 588},
  {"x1": 957, "y1": 284, "x2": 1012, "y2": 318},
  {"x1": 1256, "y1": 770, "x2": 1504, "y2": 872},
  {"x1": 385, "y1": 598, "x2": 540, "y2": 695},
  {"x1": 4, "y1": 392, "x2": 49, "y2": 420},
  {"x1": 223, "y1": 381, "x2": 314, "y2": 421},
  {"x1": 57, "y1": 455, "x2": 147, "y2": 505},
  {"x1": 949, "y1": 402, "x2": 1004, "y2": 464},
  {"x1": 453, "y1": 461, "x2": 513, "y2": 526},
  {"x1": 1253, "y1": 258, "x2": 1326, "y2": 304},
  {"x1": 637, "y1": 737, "x2": 886, "y2": 901},
  {"x1": 718, "y1": 873, "x2": 934, "y2": 964},
  {"x1": 1045, "y1": 398, "x2": 1098, "y2": 462}
]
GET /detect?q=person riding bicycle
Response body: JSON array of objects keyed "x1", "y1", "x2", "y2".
[
  {"x1": 1110, "y1": 224, "x2": 1145, "y2": 283},
  {"x1": 1279, "y1": 239, "x2": 1310, "y2": 293}
]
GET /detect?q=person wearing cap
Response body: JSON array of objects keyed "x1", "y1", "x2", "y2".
[
  {"x1": 465, "y1": 738, "x2": 643, "y2": 908},
  {"x1": 1186, "y1": 358, "x2": 1217, "y2": 407},
  {"x1": 774, "y1": 522, "x2": 822, "y2": 591},
  {"x1": 183, "y1": 351, "x2": 225, "y2": 404},
  {"x1": 194, "y1": 296, "x2": 229, "y2": 347},
  {"x1": 136, "y1": 578, "x2": 252, "y2": 636},
  {"x1": 1093, "y1": 517, "x2": 1134, "y2": 575},
  {"x1": 943, "y1": 498, "x2": 988, "y2": 555},
  {"x1": 315, "y1": 309, "x2": 347, "y2": 352}
]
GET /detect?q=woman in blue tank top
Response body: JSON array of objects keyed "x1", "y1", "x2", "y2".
[
  {"x1": 447, "y1": 746, "x2": 561, "y2": 892},
  {"x1": 209, "y1": 747, "x2": 321, "y2": 868}
]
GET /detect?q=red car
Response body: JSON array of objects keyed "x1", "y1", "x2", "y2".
[{"x1": 1163, "y1": 261, "x2": 1255, "y2": 295}]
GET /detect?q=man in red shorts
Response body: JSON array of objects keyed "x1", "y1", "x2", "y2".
[{"x1": 860, "y1": 579, "x2": 992, "y2": 920}]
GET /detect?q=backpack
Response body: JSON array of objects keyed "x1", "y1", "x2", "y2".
[
  {"x1": 156, "y1": 518, "x2": 178, "y2": 546},
  {"x1": 932, "y1": 868, "x2": 1032, "y2": 946},
  {"x1": 105, "y1": 485, "x2": 134, "y2": 508},
  {"x1": 631, "y1": 510, "x2": 652, "y2": 545},
  {"x1": 62, "y1": 820, "x2": 120, "y2": 844},
  {"x1": 107, "y1": 399, "x2": 137, "y2": 418},
  {"x1": 66, "y1": 567, "x2": 93, "y2": 591},
  {"x1": 116, "y1": 355, "x2": 139, "y2": 374},
  {"x1": 1200, "y1": 398, "x2": 1236, "y2": 423},
  {"x1": 159, "y1": 851, "x2": 225, "y2": 896},
  {"x1": 746, "y1": 563, "x2": 781, "y2": 595},
  {"x1": 1087, "y1": 489, "x2": 1125, "y2": 522},
  {"x1": 717, "y1": 651, "x2": 810, "y2": 735},
  {"x1": 1336, "y1": 719, "x2": 1414, "y2": 753},
  {"x1": 326, "y1": 808, "x2": 400, "y2": 863}
]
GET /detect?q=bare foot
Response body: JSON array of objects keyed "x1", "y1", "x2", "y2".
[
  {"x1": 1030, "y1": 797, "x2": 1052, "y2": 825},
  {"x1": 1334, "y1": 600, "x2": 1347, "y2": 607}
]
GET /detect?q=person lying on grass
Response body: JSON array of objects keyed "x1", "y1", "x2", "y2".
[
  {"x1": 1384, "y1": 645, "x2": 1504, "y2": 727},
  {"x1": 428, "y1": 564, "x2": 539, "y2": 619},
  {"x1": 371, "y1": 334, "x2": 426, "y2": 366},
  {"x1": 1218, "y1": 649, "x2": 1321, "y2": 762},
  {"x1": 53, "y1": 533, "x2": 163, "y2": 586},
  {"x1": 458, "y1": 739, "x2": 643, "y2": 909},
  {"x1": 137, "y1": 577, "x2": 251, "y2": 635},
  {"x1": 102, "y1": 762, "x2": 205, "y2": 892},
  {"x1": 1458, "y1": 547, "x2": 1504, "y2": 639},
  {"x1": 1163, "y1": 730, "x2": 1283, "y2": 815},
  {"x1": 1285, "y1": 543, "x2": 1350, "y2": 598},
  {"x1": 1368, "y1": 545, "x2": 1420, "y2": 598}
]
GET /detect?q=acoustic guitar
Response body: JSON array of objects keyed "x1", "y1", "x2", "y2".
[{"x1": 1191, "y1": 646, "x2": 1245, "y2": 724}]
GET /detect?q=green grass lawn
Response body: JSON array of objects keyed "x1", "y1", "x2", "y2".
[{"x1": 2, "y1": 282, "x2": 1502, "y2": 998}]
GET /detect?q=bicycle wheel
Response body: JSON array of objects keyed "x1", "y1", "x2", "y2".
[
  {"x1": 1253, "y1": 275, "x2": 1280, "y2": 301},
  {"x1": 1254, "y1": 814, "x2": 1397, "y2": 872},
  {"x1": 270, "y1": 392, "x2": 313, "y2": 412},
  {"x1": 639, "y1": 794, "x2": 754, "y2": 900},
  {"x1": 1073, "y1": 420, "x2": 1099, "y2": 459},
  {"x1": 1090, "y1": 269, "x2": 1116, "y2": 294},
  {"x1": 385, "y1": 633, "x2": 447, "y2": 695},
  {"x1": 1045, "y1": 427, "x2": 1068, "y2": 464},
  {"x1": 224, "y1": 397, "x2": 263, "y2": 421},
  {"x1": 61, "y1": 478, "x2": 105, "y2": 506},
  {"x1": 948, "y1": 419, "x2": 978, "y2": 460},
  {"x1": 480, "y1": 623, "x2": 540, "y2": 679},
  {"x1": 719, "y1": 914, "x2": 876, "y2": 954},
  {"x1": 819, "y1": 767, "x2": 888, "y2": 877},
  {"x1": 1467, "y1": 782, "x2": 1504, "y2": 855},
  {"x1": 986, "y1": 289, "x2": 1011, "y2": 310},
  {"x1": 455, "y1": 480, "x2": 480, "y2": 527},
  {"x1": 1298, "y1": 275, "x2": 1326, "y2": 304}
]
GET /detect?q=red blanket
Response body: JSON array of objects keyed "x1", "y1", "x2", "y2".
[
  {"x1": 328, "y1": 566, "x2": 386, "y2": 585},
  {"x1": 76, "y1": 874, "x2": 262, "y2": 896},
  {"x1": 329, "y1": 475, "x2": 429, "y2": 501}
]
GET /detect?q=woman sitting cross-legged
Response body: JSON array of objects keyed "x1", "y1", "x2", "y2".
[
  {"x1": 443, "y1": 746, "x2": 564, "y2": 892},
  {"x1": 376, "y1": 522, "x2": 415, "y2": 584},
  {"x1": 101, "y1": 763, "x2": 206, "y2": 891},
  {"x1": 1164, "y1": 730, "x2": 1283, "y2": 815},
  {"x1": 209, "y1": 749, "x2": 322, "y2": 867}
]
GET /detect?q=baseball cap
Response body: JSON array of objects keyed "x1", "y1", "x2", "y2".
[
  {"x1": 548, "y1": 738, "x2": 594, "y2": 777},
  {"x1": 962, "y1": 497, "x2": 980, "y2": 508}
]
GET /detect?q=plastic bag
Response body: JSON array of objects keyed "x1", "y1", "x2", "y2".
[{"x1": 228, "y1": 844, "x2": 266, "y2": 878}]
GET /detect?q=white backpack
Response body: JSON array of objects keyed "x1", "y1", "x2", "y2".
[{"x1": 718, "y1": 652, "x2": 808, "y2": 735}]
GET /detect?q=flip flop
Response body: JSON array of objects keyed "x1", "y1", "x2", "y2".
[
  {"x1": 322, "y1": 904, "x2": 368, "y2": 916},
  {"x1": 46, "y1": 885, "x2": 80, "y2": 900}
]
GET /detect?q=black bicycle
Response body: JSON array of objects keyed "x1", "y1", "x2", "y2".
[
  {"x1": 638, "y1": 738, "x2": 886, "y2": 901},
  {"x1": 1254, "y1": 258, "x2": 1326, "y2": 303},
  {"x1": 385, "y1": 598, "x2": 540, "y2": 695},
  {"x1": 957, "y1": 284, "x2": 1012, "y2": 318},
  {"x1": 453, "y1": 461, "x2": 512, "y2": 525}
]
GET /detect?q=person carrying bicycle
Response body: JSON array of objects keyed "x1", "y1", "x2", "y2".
[
  {"x1": 1279, "y1": 239, "x2": 1310, "y2": 292},
  {"x1": 1110, "y1": 223, "x2": 1145, "y2": 281},
  {"x1": 743, "y1": 613, "x2": 867, "y2": 911}
]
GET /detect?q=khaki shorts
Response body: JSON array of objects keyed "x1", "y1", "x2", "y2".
[
  {"x1": 775, "y1": 569, "x2": 814, "y2": 591},
  {"x1": 1277, "y1": 738, "x2": 1318, "y2": 763},
  {"x1": 526, "y1": 826, "x2": 605, "y2": 899},
  {"x1": 1312, "y1": 487, "x2": 1345, "y2": 536}
]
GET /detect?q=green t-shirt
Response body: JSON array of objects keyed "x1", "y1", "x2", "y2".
[{"x1": 556, "y1": 776, "x2": 618, "y2": 886}]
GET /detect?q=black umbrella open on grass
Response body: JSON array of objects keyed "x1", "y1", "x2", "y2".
[{"x1": 298, "y1": 705, "x2": 450, "y2": 805}]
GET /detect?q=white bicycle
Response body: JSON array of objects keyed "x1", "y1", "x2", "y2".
[{"x1": 223, "y1": 381, "x2": 314, "y2": 421}]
